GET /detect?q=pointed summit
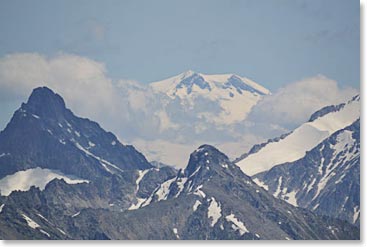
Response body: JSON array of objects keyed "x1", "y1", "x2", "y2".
[
  {"x1": 0, "y1": 86, "x2": 152, "y2": 180},
  {"x1": 22, "y1": 87, "x2": 67, "y2": 120},
  {"x1": 150, "y1": 70, "x2": 270, "y2": 101},
  {"x1": 184, "y1": 144, "x2": 230, "y2": 177}
]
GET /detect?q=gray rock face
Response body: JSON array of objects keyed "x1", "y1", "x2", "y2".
[
  {"x1": 0, "y1": 87, "x2": 176, "y2": 239},
  {"x1": 0, "y1": 87, "x2": 152, "y2": 180},
  {"x1": 87, "y1": 145, "x2": 357, "y2": 240},
  {"x1": 254, "y1": 120, "x2": 360, "y2": 226},
  {"x1": 0, "y1": 144, "x2": 359, "y2": 240},
  {"x1": 224, "y1": 75, "x2": 267, "y2": 95},
  {"x1": 177, "y1": 73, "x2": 211, "y2": 93},
  {"x1": 0, "y1": 166, "x2": 177, "y2": 239}
]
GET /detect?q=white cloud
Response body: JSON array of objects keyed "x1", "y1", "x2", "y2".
[
  {"x1": 0, "y1": 52, "x2": 165, "y2": 140},
  {"x1": 247, "y1": 75, "x2": 358, "y2": 132},
  {"x1": 0, "y1": 52, "x2": 123, "y2": 130}
]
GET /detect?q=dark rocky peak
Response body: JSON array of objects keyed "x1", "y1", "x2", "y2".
[
  {"x1": 0, "y1": 86, "x2": 152, "y2": 178},
  {"x1": 308, "y1": 94, "x2": 360, "y2": 122},
  {"x1": 21, "y1": 86, "x2": 68, "y2": 120},
  {"x1": 176, "y1": 73, "x2": 211, "y2": 93},
  {"x1": 224, "y1": 75, "x2": 266, "y2": 95},
  {"x1": 141, "y1": 145, "x2": 239, "y2": 204},
  {"x1": 184, "y1": 144, "x2": 230, "y2": 177},
  {"x1": 308, "y1": 103, "x2": 345, "y2": 122}
]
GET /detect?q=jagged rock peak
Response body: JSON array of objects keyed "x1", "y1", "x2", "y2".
[
  {"x1": 194, "y1": 144, "x2": 225, "y2": 156},
  {"x1": 21, "y1": 86, "x2": 67, "y2": 119}
]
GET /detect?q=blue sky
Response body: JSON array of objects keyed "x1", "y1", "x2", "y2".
[{"x1": 0, "y1": 0, "x2": 360, "y2": 91}]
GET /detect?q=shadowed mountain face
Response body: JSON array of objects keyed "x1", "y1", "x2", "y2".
[
  {"x1": 0, "y1": 87, "x2": 360, "y2": 240},
  {"x1": 0, "y1": 87, "x2": 176, "y2": 238},
  {"x1": 0, "y1": 87, "x2": 152, "y2": 180}
]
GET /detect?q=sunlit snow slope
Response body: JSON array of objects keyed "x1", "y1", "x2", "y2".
[
  {"x1": 150, "y1": 70, "x2": 270, "y2": 125},
  {"x1": 236, "y1": 95, "x2": 360, "y2": 176}
]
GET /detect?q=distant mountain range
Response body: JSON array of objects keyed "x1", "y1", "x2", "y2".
[{"x1": 0, "y1": 86, "x2": 360, "y2": 240}]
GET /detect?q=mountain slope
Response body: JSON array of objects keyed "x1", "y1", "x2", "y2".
[
  {"x1": 0, "y1": 87, "x2": 152, "y2": 182},
  {"x1": 150, "y1": 70, "x2": 270, "y2": 125},
  {"x1": 0, "y1": 87, "x2": 175, "y2": 215},
  {"x1": 236, "y1": 95, "x2": 360, "y2": 176},
  {"x1": 253, "y1": 119, "x2": 360, "y2": 225},
  {"x1": 86, "y1": 145, "x2": 358, "y2": 240},
  {"x1": 1, "y1": 145, "x2": 358, "y2": 240}
]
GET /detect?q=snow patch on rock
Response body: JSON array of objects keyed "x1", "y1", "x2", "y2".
[
  {"x1": 0, "y1": 167, "x2": 89, "y2": 196},
  {"x1": 207, "y1": 197, "x2": 221, "y2": 227},
  {"x1": 193, "y1": 200, "x2": 202, "y2": 212},
  {"x1": 225, "y1": 214, "x2": 249, "y2": 235}
]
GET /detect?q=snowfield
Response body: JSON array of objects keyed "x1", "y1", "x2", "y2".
[
  {"x1": 150, "y1": 70, "x2": 270, "y2": 125},
  {"x1": 236, "y1": 96, "x2": 360, "y2": 176},
  {"x1": 0, "y1": 167, "x2": 89, "y2": 196}
]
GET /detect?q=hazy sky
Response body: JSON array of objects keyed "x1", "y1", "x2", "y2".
[{"x1": 0, "y1": 0, "x2": 360, "y2": 91}]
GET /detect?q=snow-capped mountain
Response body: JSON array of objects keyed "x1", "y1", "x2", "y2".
[
  {"x1": 236, "y1": 95, "x2": 360, "y2": 176},
  {"x1": 123, "y1": 70, "x2": 271, "y2": 167},
  {"x1": 114, "y1": 70, "x2": 272, "y2": 168},
  {"x1": 235, "y1": 96, "x2": 360, "y2": 225},
  {"x1": 254, "y1": 119, "x2": 360, "y2": 225},
  {"x1": 150, "y1": 70, "x2": 270, "y2": 125}
]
